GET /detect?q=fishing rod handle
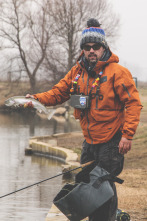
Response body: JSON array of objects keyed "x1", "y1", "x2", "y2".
[{"x1": 81, "y1": 160, "x2": 95, "y2": 168}]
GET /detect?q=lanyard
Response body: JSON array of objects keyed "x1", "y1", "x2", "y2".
[
  {"x1": 70, "y1": 69, "x2": 82, "y2": 94},
  {"x1": 88, "y1": 70, "x2": 103, "y2": 99},
  {"x1": 70, "y1": 69, "x2": 103, "y2": 95}
]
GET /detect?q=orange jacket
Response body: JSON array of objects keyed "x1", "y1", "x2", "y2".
[{"x1": 33, "y1": 51, "x2": 142, "y2": 144}]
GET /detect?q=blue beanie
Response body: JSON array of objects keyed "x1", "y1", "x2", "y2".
[{"x1": 80, "y1": 18, "x2": 108, "y2": 49}]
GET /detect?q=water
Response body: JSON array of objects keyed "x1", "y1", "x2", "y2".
[{"x1": 0, "y1": 110, "x2": 81, "y2": 221}]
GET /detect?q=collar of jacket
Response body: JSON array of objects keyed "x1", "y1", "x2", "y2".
[{"x1": 77, "y1": 48, "x2": 119, "y2": 73}]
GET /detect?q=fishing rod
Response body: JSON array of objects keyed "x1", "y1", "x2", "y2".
[{"x1": 0, "y1": 161, "x2": 94, "y2": 199}]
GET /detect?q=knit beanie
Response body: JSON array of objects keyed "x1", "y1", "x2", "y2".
[{"x1": 80, "y1": 18, "x2": 108, "y2": 49}]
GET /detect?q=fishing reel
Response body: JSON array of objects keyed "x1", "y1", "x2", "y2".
[{"x1": 116, "y1": 209, "x2": 130, "y2": 221}]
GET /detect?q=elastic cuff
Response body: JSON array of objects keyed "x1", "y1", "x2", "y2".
[
  {"x1": 122, "y1": 133, "x2": 133, "y2": 140},
  {"x1": 33, "y1": 95, "x2": 39, "y2": 101}
]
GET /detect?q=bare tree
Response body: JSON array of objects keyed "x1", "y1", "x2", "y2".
[
  {"x1": 0, "y1": 0, "x2": 120, "y2": 91},
  {"x1": 0, "y1": 0, "x2": 54, "y2": 93},
  {"x1": 43, "y1": 0, "x2": 120, "y2": 84}
]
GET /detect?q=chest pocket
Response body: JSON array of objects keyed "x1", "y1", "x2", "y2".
[{"x1": 90, "y1": 82, "x2": 123, "y2": 122}]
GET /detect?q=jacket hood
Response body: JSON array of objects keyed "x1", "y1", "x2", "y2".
[{"x1": 77, "y1": 48, "x2": 119, "y2": 71}]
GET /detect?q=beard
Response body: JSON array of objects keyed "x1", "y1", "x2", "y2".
[{"x1": 88, "y1": 53, "x2": 98, "y2": 65}]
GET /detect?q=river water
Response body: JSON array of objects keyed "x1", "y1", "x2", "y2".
[{"x1": 0, "y1": 110, "x2": 81, "y2": 221}]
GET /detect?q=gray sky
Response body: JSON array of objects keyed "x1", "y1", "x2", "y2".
[{"x1": 111, "y1": 0, "x2": 147, "y2": 82}]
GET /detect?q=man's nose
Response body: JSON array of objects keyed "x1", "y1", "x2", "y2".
[{"x1": 89, "y1": 47, "x2": 94, "y2": 52}]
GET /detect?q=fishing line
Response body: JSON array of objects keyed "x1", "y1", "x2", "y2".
[
  {"x1": 0, "y1": 161, "x2": 94, "y2": 199},
  {"x1": 0, "y1": 165, "x2": 82, "y2": 199},
  {"x1": 0, "y1": 180, "x2": 40, "y2": 204}
]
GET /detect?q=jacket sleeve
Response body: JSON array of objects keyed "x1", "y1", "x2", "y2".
[
  {"x1": 114, "y1": 66, "x2": 143, "y2": 140},
  {"x1": 33, "y1": 70, "x2": 73, "y2": 106}
]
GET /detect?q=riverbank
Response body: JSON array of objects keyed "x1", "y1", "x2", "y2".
[
  {"x1": 26, "y1": 132, "x2": 83, "y2": 170},
  {"x1": 25, "y1": 132, "x2": 84, "y2": 221}
]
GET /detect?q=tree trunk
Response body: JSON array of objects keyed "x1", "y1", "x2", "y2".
[
  {"x1": 68, "y1": 45, "x2": 73, "y2": 71},
  {"x1": 29, "y1": 76, "x2": 36, "y2": 94}
]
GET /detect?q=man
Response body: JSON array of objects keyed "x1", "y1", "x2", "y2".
[{"x1": 26, "y1": 18, "x2": 142, "y2": 220}]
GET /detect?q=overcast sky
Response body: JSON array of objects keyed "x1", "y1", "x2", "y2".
[{"x1": 111, "y1": 0, "x2": 147, "y2": 81}]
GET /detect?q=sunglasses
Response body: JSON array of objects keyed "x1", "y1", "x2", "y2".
[{"x1": 83, "y1": 44, "x2": 102, "y2": 51}]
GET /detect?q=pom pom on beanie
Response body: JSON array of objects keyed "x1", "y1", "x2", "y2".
[{"x1": 80, "y1": 18, "x2": 108, "y2": 49}]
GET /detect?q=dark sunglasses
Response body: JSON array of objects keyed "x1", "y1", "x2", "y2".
[{"x1": 83, "y1": 44, "x2": 102, "y2": 51}]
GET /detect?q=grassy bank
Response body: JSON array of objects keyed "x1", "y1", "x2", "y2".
[
  {"x1": 0, "y1": 81, "x2": 30, "y2": 107},
  {"x1": 0, "y1": 80, "x2": 52, "y2": 108},
  {"x1": 116, "y1": 87, "x2": 147, "y2": 221}
]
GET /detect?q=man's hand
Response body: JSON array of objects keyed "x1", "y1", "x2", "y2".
[
  {"x1": 119, "y1": 137, "x2": 132, "y2": 154},
  {"x1": 25, "y1": 94, "x2": 35, "y2": 107},
  {"x1": 26, "y1": 94, "x2": 35, "y2": 99}
]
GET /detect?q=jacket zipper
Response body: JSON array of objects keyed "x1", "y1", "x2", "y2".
[
  {"x1": 96, "y1": 95, "x2": 98, "y2": 109},
  {"x1": 86, "y1": 75, "x2": 89, "y2": 95},
  {"x1": 86, "y1": 75, "x2": 93, "y2": 144},
  {"x1": 95, "y1": 82, "x2": 100, "y2": 109},
  {"x1": 86, "y1": 111, "x2": 93, "y2": 144}
]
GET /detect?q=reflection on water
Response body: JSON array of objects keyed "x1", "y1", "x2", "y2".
[{"x1": 0, "y1": 111, "x2": 81, "y2": 221}]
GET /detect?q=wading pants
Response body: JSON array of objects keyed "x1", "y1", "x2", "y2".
[{"x1": 80, "y1": 131, "x2": 124, "y2": 221}]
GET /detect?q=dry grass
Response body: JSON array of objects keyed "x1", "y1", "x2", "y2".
[
  {"x1": 116, "y1": 93, "x2": 147, "y2": 221},
  {"x1": 0, "y1": 81, "x2": 30, "y2": 106},
  {"x1": 116, "y1": 168, "x2": 147, "y2": 220}
]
